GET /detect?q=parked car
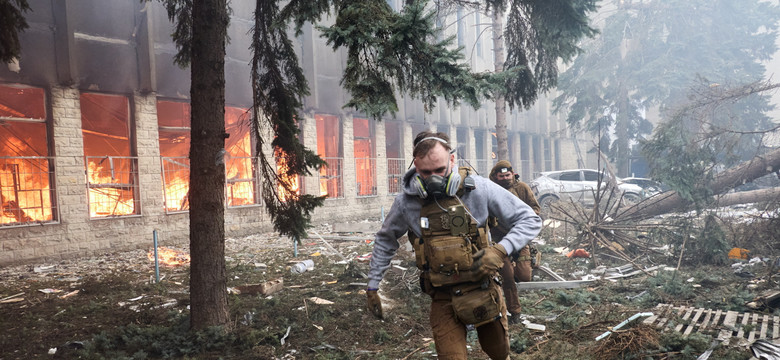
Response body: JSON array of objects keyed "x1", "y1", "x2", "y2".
[
  {"x1": 620, "y1": 177, "x2": 668, "y2": 197},
  {"x1": 530, "y1": 169, "x2": 644, "y2": 208}
]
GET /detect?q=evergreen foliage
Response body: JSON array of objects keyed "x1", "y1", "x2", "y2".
[
  {"x1": 503, "y1": 0, "x2": 598, "y2": 110},
  {"x1": 554, "y1": 0, "x2": 780, "y2": 174},
  {"x1": 320, "y1": 0, "x2": 487, "y2": 119},
  {"x1": 0, "y1": 0, "x2": 29, "y2": 63},
  {"x1": 251, "y1": 0, "x2": 326, "y2": 240},
  {"x1": 641, "y1": 80, "x2": 780, "y2": 208}
]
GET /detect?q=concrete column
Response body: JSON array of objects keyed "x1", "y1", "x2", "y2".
[
  {"x1": 133, "y1": 93, "x2": 164, "y2": 217},
  {"x1": 375, "y1": 120, "x2": 388, "y2": 197},
  {"x1": 302, "y1": 113, "x2": 318, "y2": 196},
  {"x1": 342, "y1": 113, "x2": 355, "y2": 201},
  {"x1": 403, "y1": 122, "x2": 414, "y2": 160},
  {"x1": 51, "y1": 86, "x2": 89, "y2": 256},
  {"x1": 52, "y1": 87, "x2": 89, "y2": 226},
  {"x1": 509, "y1": 132, "x2": 521, "y2": 173}
]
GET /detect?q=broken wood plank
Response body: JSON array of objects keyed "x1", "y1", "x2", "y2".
[
  {"x1": 774, "y1": 316, "x2": 779, "y2": 339},
  {"x1": 736, "y1": 312, "x2": 750, "y2": 340},
  {"x1": 699, "y1": 309, "x2": 714, "y2": 330},
  {"x1": 761, "y1": 314, "x2": 769, "y2": 340},
  {"x1": 718, "y1": 311, "x2": 739, "y2": 344},
  {"x1": 684, "y1": 308, "x2": 706, "y2": 336},
  {"x1": 675, "y1": 307, "x2": 695, "y2": 333},
  {"x1": 748, "y1": 313, "x2": 759, "y2": 343}
]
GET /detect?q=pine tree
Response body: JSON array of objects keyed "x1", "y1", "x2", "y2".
[
  {"x1": 554, "y1": 0, "x2": 780, "y2": 176},
  {"x1": 0, "y1": 0, "x2": 30, "y2": 62}
]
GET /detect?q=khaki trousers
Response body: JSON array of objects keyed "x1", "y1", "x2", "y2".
[
  {"x1": 427, "y1": 282, "x2": 510, "y2": 360},
  {"x1": 500, "y1": 245, "x2": 532, "y2": 315}
]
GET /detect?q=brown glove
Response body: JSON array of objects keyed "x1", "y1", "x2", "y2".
[
  {"x1": 366, "y1": 289, "x2": 383, "y2": 319},
  {"x1": 470, "y1": 244, "x2": 507, "y2": 278}
]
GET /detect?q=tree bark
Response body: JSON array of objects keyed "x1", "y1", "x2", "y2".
[
  {"x1": 492, "y1": 8, "x2": 508, "y2": 161},
  {"x1": 714, "y1": 187, "x2": 780, "y2": 208},
  {"x1": 189, "y1": 0, "x2": 229, "y2": 329},
  {"x1": 617, "y1": 148, "x2": 780, "y2": 221}
]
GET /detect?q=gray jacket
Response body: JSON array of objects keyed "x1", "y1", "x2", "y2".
[{"x1": 367, "y1": 167, "x2": 542, "y2": 289}]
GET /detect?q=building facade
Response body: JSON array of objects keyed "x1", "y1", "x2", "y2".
[{"x1": 0, "y1": 0, "x2": 596, "y2": 265}]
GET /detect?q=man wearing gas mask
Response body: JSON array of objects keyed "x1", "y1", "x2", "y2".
[
  {"x1": 488, "y1": 160, "x2": 542, "y2": 325},
  {"x1": 366, "y1": 131, "x2": 542, "y2": 360}
]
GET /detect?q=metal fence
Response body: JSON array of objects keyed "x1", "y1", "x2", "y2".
[
  {"x1": 355, "y1": 157, "x2": 377, "y2": 197},
  {"x1": 225, "y1": 156, "x2": 259, "y2": 207},
  {"x1": 85, "y1": 156, "x2": 139, "y2": 217},
  {"x1": 319, "y1": 157, "x2": 344, "y2": 199},
  {"x1": 0, "y1": 156, "x2": 57, "y2": 226},
  {"x1": 387, "y1": 158, "x2": 406, "y2": 194},
  {"x1": 160, "y1": 156, "x2": 190, "y2": 213}
]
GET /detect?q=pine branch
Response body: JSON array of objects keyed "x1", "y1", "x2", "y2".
[{"x1": 0, "y1": 0, "x2": 30, "y2": 62}]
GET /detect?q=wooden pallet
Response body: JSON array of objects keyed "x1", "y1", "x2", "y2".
[{"x1": 642, "y1": 304, "x2": 780, "y2": 346}]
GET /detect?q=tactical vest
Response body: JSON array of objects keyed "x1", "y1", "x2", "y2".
[{"x1": 410, "y1": 167, "x2": 491, "y2": 287}]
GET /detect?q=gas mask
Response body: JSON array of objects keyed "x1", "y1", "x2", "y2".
[
  {"x1": 423, "y1": 173, "x2": 451, "y2": 199},
  {"x1": 496, "y1": 178, "x2": 512, "y2": 189},
  {"x1": 414, "y1": 167, "x2": 461, "y2": 199}
]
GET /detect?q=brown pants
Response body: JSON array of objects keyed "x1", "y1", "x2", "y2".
[
  {"x1": 499, "y1": 245, "x2": 532, "y2": 316},
  {"x1": 426, "y1": 279, "x2": 510, "y2": 360}
]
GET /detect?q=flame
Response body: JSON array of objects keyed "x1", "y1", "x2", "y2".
[
  {"x1": 161, "y1": 158, "x2": 189, "y2": 212},
  {"x1": 0, "y1": 158, "x2": 54, "y2": 225},
  {"x1": 274, "y1": 148, "x2": 300, "y2": 202},
  {"x1": 148, "y1": 246, "x2": 191, "y2": 266},
  {"x1": 87, "y1": 160, "x2": 135, "y2": 217}
]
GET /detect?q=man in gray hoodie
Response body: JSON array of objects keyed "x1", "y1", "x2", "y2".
[{"x1": 366, "y1": 131, "x2": 542, "y2": 360}]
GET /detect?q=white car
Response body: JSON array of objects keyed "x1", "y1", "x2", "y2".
[{"x1": 530, "y1": 169, "x2": 644, "y2": 208}]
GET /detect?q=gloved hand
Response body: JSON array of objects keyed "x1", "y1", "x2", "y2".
[
  {"x1": 470, "y1": 244, "x2": 507, "y2": 278},
  {"x1": 366, "y1": 289, "x2": 383, "y2": 319}
]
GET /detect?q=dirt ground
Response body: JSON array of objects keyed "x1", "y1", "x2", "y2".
[{"x1": 0, "y1": 211, "x2": 778, "y2": 359}]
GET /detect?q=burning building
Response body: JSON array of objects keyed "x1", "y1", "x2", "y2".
[{"x1": 0, "y1": 0, "x2": 596, "y2": 265}]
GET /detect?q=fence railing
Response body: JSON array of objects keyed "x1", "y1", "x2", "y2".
[
  {"x1": 225, "y1": 156, "x2": 259, "y2": 207},
  {"x1": 85, "y1": 156, "x2": 139, "y2": 218},
  {"x1": 160, "y1": 156, "x2": 190, "y2": 213},
  {"x1": 0, "y1": 156, "x2": 57, "y2": 226},
  {"x1": 387, "y1": 158, "x2": 406, "y2": 194},
  {"x1": 355, "y1": 157, "x2": 377, "y2": 197},
  {"x1": 319, "y1": 157, "x2": 344, "y2": 199}
]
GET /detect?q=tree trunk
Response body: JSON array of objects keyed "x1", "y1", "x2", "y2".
[
  {"x1": 615, "y1": 83, "x2": 630, "y2": 177},
  {"x1": 492, "y1": 8, "x2": 508, "y2": 161},
  {"x1": 189, "y1": 0, "x2": 229, "y2": 330},
  {"x1": 617, "y1": 148, "x2": 780, "y2": 221},
  {"x1": 715, "y1": 187, "x2": 780, "y2": 208}
]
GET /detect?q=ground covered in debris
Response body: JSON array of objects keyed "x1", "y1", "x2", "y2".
[{"x1": 1, "y1": 209, "x2": 778, "y2": 359}]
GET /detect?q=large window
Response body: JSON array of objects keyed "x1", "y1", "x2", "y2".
[
  {"x1": 353, "y1": 118, "x2": 376, "y2": 196},
  {"x1": 225, "y1": 107, "x2": 258, "y2": 207},
  {"x1": 81, "y1": 93, "x2": 139, "y2": 218},
  {"x1": 0, "y1": 84, "x2": 57, "y2": 226},
  {"x1": 316, "y1": 114, "x2": 343, "y2": 198},
  {"x1": 157, "y1": 100, "x2": 191, "y2": 213}
]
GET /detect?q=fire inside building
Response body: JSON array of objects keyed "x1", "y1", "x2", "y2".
[{"x1": 0, "y1": 0, "x2": 596, "y2": 265}]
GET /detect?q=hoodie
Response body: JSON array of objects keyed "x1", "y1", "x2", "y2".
[{"x1": 367, "y1": 167, "x2": 542, "y2": 289}]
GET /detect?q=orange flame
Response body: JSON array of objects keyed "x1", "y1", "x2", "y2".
[
  {"x1": 148, "y1": 246, "x2": 191, "y2": 266},
  {"x1": 87, "y1": 161, "x2": 135, "y2": 217},
  {"x1": 275, "y1": 148, "x2": 300, "y2": 202}
]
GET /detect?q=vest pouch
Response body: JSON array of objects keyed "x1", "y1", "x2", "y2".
[
  {"x1": 424, "y1": 235, "x2": 473, "y2": 275},
  {"x1": 451, "y1": 280, "x2": 502, "y2": 327},
  {"x1": 428, "y1": 268, "x2": 482, "y2": 287},
  {"x1": 409, "y1": 234, "x2": 426, "y2": 270}
]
